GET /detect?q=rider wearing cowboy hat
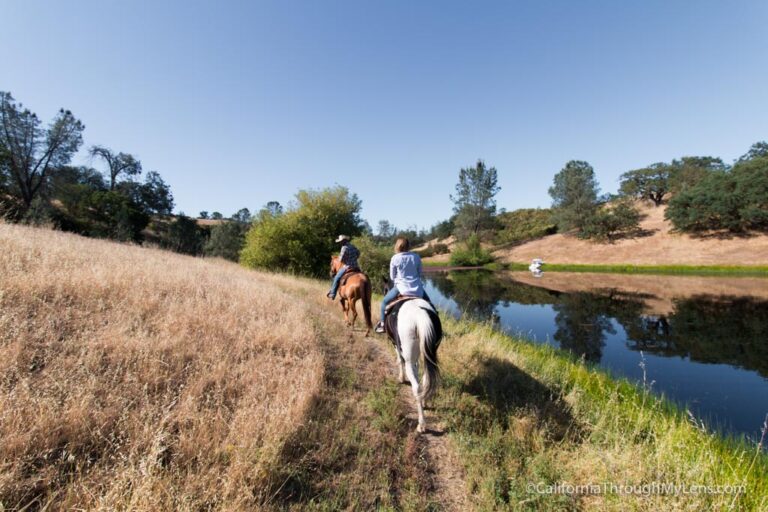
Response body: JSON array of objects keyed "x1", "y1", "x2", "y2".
[{"x1": 327, "y1": 235, "x2": 360, "y2": 300}]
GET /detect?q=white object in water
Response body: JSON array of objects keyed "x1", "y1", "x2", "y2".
[{"x1": 529, "y1": 258, "x2": 544, "y2": 273}]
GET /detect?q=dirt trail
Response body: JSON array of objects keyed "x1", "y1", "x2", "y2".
[
  {"x1": 290, "y1": 280, "x2": 470, "y2": 510},
  {"x1": 371, "y1": 337, "x2": 470, "y2": 512}
]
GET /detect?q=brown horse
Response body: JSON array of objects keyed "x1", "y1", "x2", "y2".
[{"x1": 330, "y1": 256, "x2": 373, "y2": 336}]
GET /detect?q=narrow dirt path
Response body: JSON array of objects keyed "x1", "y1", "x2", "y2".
[
  {"x1": 279, "y1": 278, "x2": 471, "y2": 510},
  {"x1": 370, "y1": 337, "x2": 470, "y2": 512}
]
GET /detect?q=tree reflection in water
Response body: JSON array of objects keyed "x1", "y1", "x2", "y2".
[
  {"x1": 425, "y1": 271, "x2": 768, "y2": 377},
  {"x1": 623, "y1": 296, "x2": 768, "y2": 378}
]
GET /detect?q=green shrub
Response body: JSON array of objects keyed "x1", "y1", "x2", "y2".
[
  {"x1": 580, "y1": 200, "x2": 641, "y2": 241},
  {"x1": 450, "y1": 235, "x2": 494, "y2": 266},
  {"x1": 204, "y1": 221, "x2": 247, "y2": 261},
  {"x1": 353, "y1": 235, "x2": 392, "y2": 290},
  {"x1": 416, "y1": 242, "x2": 450, "y2": 259},
  {"x1": 154, "y1": 215, "x2": 209, "y2": 255},
  {"x1": 240, "y1": 186, "x2": 363, "y2": 277},
  {"x1": 495, "y1": 208, "x2": 557, "y2": 245}
]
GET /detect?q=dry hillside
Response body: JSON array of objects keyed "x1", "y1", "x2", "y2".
[
  {"x1": 496, "y1": 202, "x2": 768, "y2": 265},
  {"x1": 0, "y1": 223, "x2": 325, "y2": 509},
  {"x1": 0, "y1": 223, "x2": 455, "y2": 511}
]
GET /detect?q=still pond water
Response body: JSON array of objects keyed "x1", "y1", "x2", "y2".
[{"x1": 423, "y1": 270, "x2": 768, "y2": 441}]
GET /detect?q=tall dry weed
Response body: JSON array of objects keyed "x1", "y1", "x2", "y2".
[{"x1": 0, "y1": 224, "x2": 324, "y2": 510}]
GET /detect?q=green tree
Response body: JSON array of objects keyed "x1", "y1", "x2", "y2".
[
  {"x1": 619, "y1": 163, "x2": 670, "y2": 206},
  {"x1": 240, "y1": 186, "x2": 363, "y2": 276},
  {"x1": 668, "y1": 156, "x2": 726, "y2": 193},
  {"x1": 429, "y1": 218, "x2": 455, "y2": 240},
  {"x1": 376, "y1": 219, "x2": 396, "y2": 242},
  {"x1": 57, "y1": 186, "x2": 149, "y2": 241},
  {"x1": 732, "y1": 156, "x2": 768, "y2": 230},
  {"x1": 450, "y1": 160, "x2": 501, "y2": 240},
  {"x1": 204, "y1": 221, "x2": 248, "y2": 261},
  {"x1": 665, "y1": 171, "x2": 741, "y2": 232},
  {"x1": 232, "y1": 207, "x2": 253, "y2": 224},
  {"x1": 162, "y1": 214, "x2": 208, "y2": 254},
  {"x1": 0, "y1": 91, "x2": 85, "y2": 208},
  {"x1": 199, "y1": 211, "x2": 210, "y2": 220},
  {"x1": 50, "y1": 165, "x2": 107, "y2": 193},
  {"x1": 0, "y1": 143, "x2": 10, "y2": 194},
  {"x1": 262, "y1": 201, "x2": 283, "y2": 217},
  {"x1": 548, "y1": 160, "x2": 599, "y2": 232},
  {"x1": 89, "y1": 145, "x2": 142, "y2": 191},
  {"x1": 211, "y1": 211, "x2": 223, "y2": 220},
  {"x1": 138, "y1": 171, "x2": 174, "y2": 215},
  {"x1": 737, "y1": 141, "x2": 768, "y2": 163},
  {"x1": 581, "y1": 199, "x2": 642, "y2": 241},
  {"x1": 353, "y1": 235, "x2": 392, "y2": 288},
  {"x1": 495, "y1": 208, "x2": 557, "y2": 245}
]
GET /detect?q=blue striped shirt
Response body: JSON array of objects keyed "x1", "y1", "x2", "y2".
[{"x1": 340, "y1": 243, "x2": 360, "y2": 268}]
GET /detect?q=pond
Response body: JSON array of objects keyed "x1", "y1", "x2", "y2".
[{"x1": 423, "y1": 269, "x2": 768, "y2": 442}]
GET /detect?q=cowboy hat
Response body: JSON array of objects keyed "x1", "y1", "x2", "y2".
[{"x1": 335, "y1": 235, "x2": 350, "y2": 243}]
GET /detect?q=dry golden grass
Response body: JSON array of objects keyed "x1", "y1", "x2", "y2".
[
  {"x1": 0, "y1": 223, "x2": 324, "y2": 510},
  {"x1": 495, "y1": 201, "x2": 768, "y2": 265}
]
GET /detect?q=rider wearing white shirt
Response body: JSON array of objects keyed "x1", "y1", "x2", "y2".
[{"x1": 375, "y1": 237, "x2": 431, "y2": 334}]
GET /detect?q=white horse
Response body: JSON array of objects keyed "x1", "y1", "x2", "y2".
[{"x1": 384, "y1": 295, "x2": 442, "y2": 433}]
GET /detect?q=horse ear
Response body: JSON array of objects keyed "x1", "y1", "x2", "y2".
[{"x1": 381, "y1": 276, "x2": 388, "y2": 283}]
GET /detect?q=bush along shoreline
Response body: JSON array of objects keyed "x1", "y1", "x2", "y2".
[{"x1": 435, "y1": 315, "x2": 768, "y2": 510}]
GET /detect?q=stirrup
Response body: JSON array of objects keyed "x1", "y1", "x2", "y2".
[{"x1": 375, "y1": 322, "x2": 385, "y2": 334}]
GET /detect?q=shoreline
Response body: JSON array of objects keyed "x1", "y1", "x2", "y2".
[
  {"x1": 437, "y1": 313, "x2": 768, "y2": 509},
  {"x1": 424, "y1": 260, "x2": 768, "y2": 276}
]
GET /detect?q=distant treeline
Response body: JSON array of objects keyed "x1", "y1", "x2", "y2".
[
  {"x1": 0, "y1": 91, "x2": 256, "y2": 259},
  {"x1": 3, "y1": 89, "x2": 766, "y2": 273}
]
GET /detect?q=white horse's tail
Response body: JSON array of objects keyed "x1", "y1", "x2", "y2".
[{"x1": 416, "y1": 304, "x2": 442, "y2": 402}]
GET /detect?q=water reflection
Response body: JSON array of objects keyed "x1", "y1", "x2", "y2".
[
  {"x1": 425, "y1": 270, "x2": 768, "y2": 438},
  {"x1": 426, "y1": 270, "x2": 768, "y2": 378},
  {"x1": 625, "y1": 296, "x2": 768, "y2": 377}
]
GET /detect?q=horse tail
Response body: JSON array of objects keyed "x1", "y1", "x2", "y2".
[
  {"x1": 416, "y1": 305, "x2": 442, "y2": 402},
  {"x1": 362, "y1": 277, "x2": 373, "y2": 331}
]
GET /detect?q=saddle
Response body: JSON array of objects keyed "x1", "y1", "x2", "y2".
[
  {"x1": 383, "y1": 295, "x2": 436, "y2": 352},
  {"x1": 339, "y1": 266, "x2": 362, "y2": 287}
]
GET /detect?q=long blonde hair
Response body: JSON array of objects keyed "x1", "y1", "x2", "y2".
[{"x1": 394, "y1": 237, "x2": 410, "y2": 253}]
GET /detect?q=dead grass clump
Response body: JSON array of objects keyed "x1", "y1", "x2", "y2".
[{"x1": 0, "y1": 223, "x2": 324, "y2": 510}]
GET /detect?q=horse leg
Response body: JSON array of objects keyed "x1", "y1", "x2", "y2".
[
  {"x1": 403, "y1": 356, "x2": 426, "y2": 433},
  {"x1": 339, "y1": 297, "x2": 350, "y2": 325},
  {"x1": 395, "y1": 349, "x2": 406, "y2": 383},
  {"x1": 349, "y1": 297, "x2": 358, "y2": 330}
]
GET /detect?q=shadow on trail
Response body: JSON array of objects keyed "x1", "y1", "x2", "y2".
[{"x1": 462, "y1": 355, "x2": 583, "y2": 442}]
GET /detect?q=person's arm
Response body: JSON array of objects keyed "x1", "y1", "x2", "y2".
[{"x1": 389, "y1": 255, "x2": 397, "y2": 282}]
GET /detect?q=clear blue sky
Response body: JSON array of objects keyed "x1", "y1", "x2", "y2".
[{"x1": 3, "y1": 1, "x2": 767, "y2": 230}]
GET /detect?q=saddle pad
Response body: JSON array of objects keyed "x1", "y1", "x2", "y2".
[{"x1": 384, "y1": 295, "x2": 419, "y2": 315}]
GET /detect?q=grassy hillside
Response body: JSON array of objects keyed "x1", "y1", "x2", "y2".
[
  {"x1": 0, "y1": 223, "x2": 443, "y2": 510},
  {"x1": 0, "y1": 222, "x2": 325, "y2": 509},
  {"x1": 494, "y1": 202, "x2": 768, "y2": 266}
]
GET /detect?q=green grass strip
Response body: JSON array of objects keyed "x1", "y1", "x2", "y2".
[{"x1": 503, "y1": 262, "x2": 768, "y2": 276}]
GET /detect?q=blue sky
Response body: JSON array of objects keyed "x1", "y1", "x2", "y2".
[{"x1": 2, "y1": 1, "x2": 767, "y2": 230}]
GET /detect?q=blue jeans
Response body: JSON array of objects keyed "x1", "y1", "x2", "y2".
[
  {"x1": 380, "y1": 288, "x2": 431, "y2": 322},
  {"x1": 328, "y1": 265, "x2": 347, "y2": 297}
]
